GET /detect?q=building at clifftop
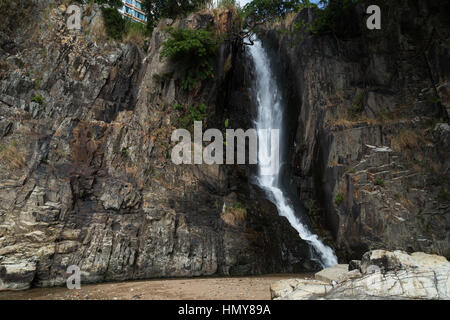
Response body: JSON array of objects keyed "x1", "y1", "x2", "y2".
[{"x1": 118, "y1": 0, "x2": 147, "y2": 24}]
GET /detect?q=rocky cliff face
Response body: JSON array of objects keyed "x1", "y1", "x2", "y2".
[
  {"x1": 260, "y1": 0, "x2": 450, "y2": 261},
  {"x1": 1, "y1": 0, "x2": 449, "y2": 291},
  {"x1": 0, "y1": 2, "x2": 312, "y2": 290}
]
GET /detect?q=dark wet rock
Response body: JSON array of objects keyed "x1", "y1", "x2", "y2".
[
  {"x1": 348, "y1": 260, "x2": 361, "y2": 271},
  {"x1": 260, "y1": 0, "x2": 450, "y2": 261}
]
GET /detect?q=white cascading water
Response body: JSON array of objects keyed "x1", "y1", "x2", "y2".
[{"x1": 249, "y1": 38, "x2": 338, "y2": 268}]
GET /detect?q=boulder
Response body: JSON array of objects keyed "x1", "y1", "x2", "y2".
[
  {"x1": 326, "y1": 268, "x2": 450, "y2": 300},
  {"x1": 314, "y1": 264, "x2": 349, "y2": 283},
  {"x1": 271, "y1": 279, "x2": 332, "y2": 300},
  {"x1": 337, "y1": 269, "x2": 362, "y2": 284},
  {"x1": 0, "y1": 260, "x2": 36, "y2": 291},
  {"x1": 272, "y1": 251, "x2": 450, "y2": 300},
  {"x1": 361, "y1": 250, "x2": 450, "y2": 274},
  {"x1": 270, "y1": 279, "x2": 302, "y2": 299}
]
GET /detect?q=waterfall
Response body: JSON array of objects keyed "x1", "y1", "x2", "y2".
[{"x1": 249, "y1": 38, "x2": 338, "y2": 268}]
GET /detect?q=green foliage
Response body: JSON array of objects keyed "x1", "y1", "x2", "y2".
[
  {"x1": 310, "y1": 0, "x2": 361, "y2": 37},
  {"x1": 33, "y1": 79, "x2": 42, "y2": 90},
  {"x1": 120, "y1": 147, "x2": 128, "y2": 157},
  {"x1": 161, "y1": 27, "x2": 217, "y2": 91},
  {"x1": 124, "y1": 18, "x2": 151, "y2": 44},
  {"x1": 232, "y1": 201, "x2": 248, "y2": 210},
  {"x1": 142, "y1": 0, "x2": 209, "y2": 31},
  {"x1": 293, "y1": 20, "x2": 307, "y2": 32},
  {"x1": 181, "y1": 63, "x2": 214, "y2": 91},
  {"x1": 218, "y1": 0, "x2": 237, "y2": 9},
  {"x1": 173, "y1": 103, "x2": 208, "y2": 128},
  {"x1": 152, "y1": 72, "x2": 173, "y2": 83},
  {"x1": 101, "y1": 7, "x2": 126, "y2": 39},
  {"x1": 124, "y1": 18, "x2": 150, "y2": 35},
  {"x1": 31, "y1": 94, "x2": 44, "y2": 105},
  {"x1": 374, "y1": 178, "x2": 385, "y2": 187},
  {"x1": 243, "y1": 0, "x2": 309, "y2": 24},
  {"x1": 76, "y1": 0, "x2": 130, "y2": 40},
  {"x1": 173, "y1": 103, "x2": 184, "y2": 111},
  {"x1": 190, "y1": 103, "x2": 208, "y2": 121},
  {"x1": 99, "y1": 4, "x2": 150, "y2": 42},
  {"x1": 335, "y1": 192, "x2": 344, "y2": 205},
  {"x1": 224, "y1": 118, "x2": 230, "y2": 129},
  {"x1": 94, "y1": 0, "x2": 123, "y2": 7}
]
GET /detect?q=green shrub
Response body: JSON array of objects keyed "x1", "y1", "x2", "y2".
[
  {"x1": 76, "y1": 1, "x2": 138, "y2": 41},
  {"x1": 310, "y1": 0, "x2": 361, "y2": 37},
  {"x1": 232, "y1": 201, "x2": 248, "y2": 210},
  {"x1": 374, "y1": 178, "x2": 385, "y2": 187},
  {"x1": 124, "y1": 18, "x2": 151, "y2": 45},
  {"x1": 243, "y1": 0, "x2": 306, "y2": 24},
  {"x1": 173, "y1": 103, "x2": 208, "y2": 128},
  {"x1": 161, "y1": 28, "x2": 217, "y2": 91},
  {"x1": 335, "y1": 192, "x2": 344, "y2": 205},
  {"x1": 31, "y1": 94, "x2": 44, "y2": 105},
  {"x1": 173, "y1": 103, "x2": 185, "y2": 111},
  {"x1": 218, "y1": 0, "x2": 238, "y2": 9},
  {"x1": 33, "y1": 79, "x2": 42, "y2": 90},
  {"x1": 142, "y1": 0, "x2": 209, "y2": 31},
  {"x1": 101, "y1": 7, "x2": 125, "y2": 39},
  {"x1": 189, "y1": 103, "x2": 207, "y2": 121}
]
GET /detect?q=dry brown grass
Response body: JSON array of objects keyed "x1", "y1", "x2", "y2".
[
  {"x1": 124, "y1": 29, "x2": 146, "y2": 47},
  {"x1": 326, "y1": 113, "x2": 411, "y2": 130},
  {"x1": 125, "y1": 164, "x2": 139, "y2": 177},
  {"x1": 223, "y1": 53, "x2": 232, "y2": 73},
  {"x1": 212, "y1": 6, "x2": 241, "y2": 35},
  {"x1": 325, "y1": 116, "x2": 383, "y2": 129},
  {"x1": 270, "y1": 11, "x2": 298, "y2": 30},
  {"x1": 221, "y1": 206, "x2": 247, "y2": 227},
  {"x1": 0, "y1": 142, "x2": 27, "y2": 170},
  {"x1": 284, "y1": 11, "x2": 299, "y2": 28},
  {"x1": 401, "y1": 197, "x2": 415, "y2": 210},
  {"x1": 391, "y1": 130, "x2": 425, "y2": 152}
]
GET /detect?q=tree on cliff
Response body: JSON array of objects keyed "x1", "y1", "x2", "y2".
[
  {"x1": 242, "y1": 0, "x2": 362, "y2": 37},
  {"x1": 243, "y1": 0, "x2": 314, "y2": 24},
  {"x1": 142, "y1": 0, "x2": 211, "y2": 30}
]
